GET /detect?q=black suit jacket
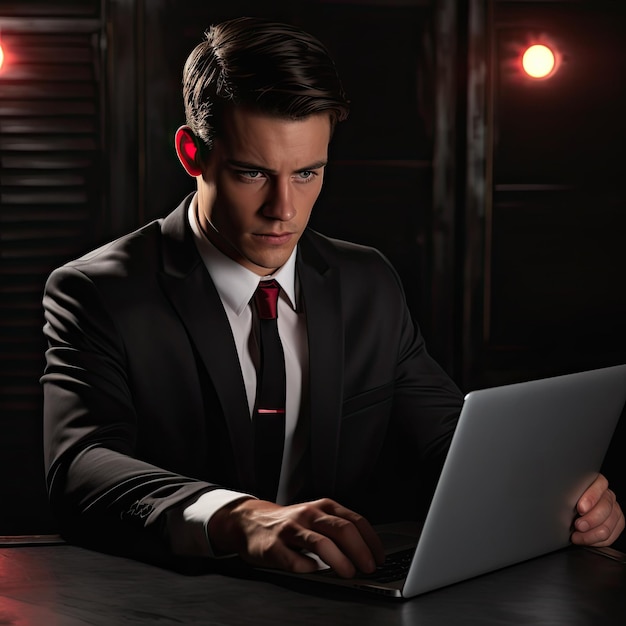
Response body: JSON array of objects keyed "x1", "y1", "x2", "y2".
[{"x1": 42, "y1": 195, "x2": 463, "y2": 561}]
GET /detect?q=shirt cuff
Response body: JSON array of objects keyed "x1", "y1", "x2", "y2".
[{"x1": 183, "y1": 489, "x2": 254, "y2": 558}]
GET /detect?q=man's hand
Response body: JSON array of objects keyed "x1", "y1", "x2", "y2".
[
  {"x1": 571, "y1": 474, "x2": 625, "y2": 547},
  {"x1": 207, "y1": 497, "x2": 386, "y2": 578}
]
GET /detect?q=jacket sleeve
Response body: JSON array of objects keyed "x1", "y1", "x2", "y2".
[{"x1": 41, "y1": 264, "x2": 215, "y2": 562}]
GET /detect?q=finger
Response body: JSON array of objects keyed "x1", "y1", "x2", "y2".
[
  {"x1": 275, "y1": 545, "x2": 335, "y2": 574},
  {"x1": 323, "y1": 501, "x2": 386, "y2": 566},
  {"x1": 577, "y1": 474, "x2": 609, "y2": 515},
  {"x1": 598, "y1": 508, "x2": 625, "y2": 547},
  {"x1": 572, "y1": 510, "x2": 624, "y2": 547},
  {"x1": 309, "y1": 513, "x2": 378, "y2": 574},
  {"x1": 290, "y1": 528, "x2": 358, "y2": 578},
  {"x1": 242, "y1": 540, "x2": 329, "y2": 574},
  {"x1": 572, "y1": 491, "x2": 625, "y2": 547},
  {"x1": 603, "y1": 508, "x2": 625, "y2": 546},
  {"x1": 576, "y1": 488, "x2": 615, "y2": 532}
]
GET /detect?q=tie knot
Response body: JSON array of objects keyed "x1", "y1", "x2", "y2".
[{"x1": 254, "y1": 279, "x2": 280, "y2": 320}]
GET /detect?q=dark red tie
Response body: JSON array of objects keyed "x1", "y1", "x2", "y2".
[{"x1": 253, "y1": 279, "x2": 286, "y2": 502}]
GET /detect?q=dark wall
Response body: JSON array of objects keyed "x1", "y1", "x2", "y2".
[{"x1": 479, "y1": 1, "x2": 626, "y2": 385}]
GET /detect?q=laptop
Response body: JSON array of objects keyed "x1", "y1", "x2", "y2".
[{"x1": 267, "y1": 364, "x2": 626, "y2": 598}]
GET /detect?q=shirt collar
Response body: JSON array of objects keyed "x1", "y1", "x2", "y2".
[{"x1": 188, "y1": 194, "x2": 298, "y2": 316}]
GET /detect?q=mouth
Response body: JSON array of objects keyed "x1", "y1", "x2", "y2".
[{"x1": 254, "y1": 232, "x2": 295, "y2": 245}]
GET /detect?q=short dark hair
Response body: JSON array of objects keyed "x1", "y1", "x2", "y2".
[{"x1": 182, "y1": 16, "x2": 350, "y2": 151}]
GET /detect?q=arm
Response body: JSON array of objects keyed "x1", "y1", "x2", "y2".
[{"x1": 42, "y1": 265, "x2": 234, "y2": 558}]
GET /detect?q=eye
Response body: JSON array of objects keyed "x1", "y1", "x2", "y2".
[
  {"x1": 235, "y1": 169, "x2": 265, "y2": 183},
  {"x1": 241, "y1": 170, "x2": 262, "y2": 179},
  {"x1": 295, "y1": 170, "x2": 317, "y2": 183}
]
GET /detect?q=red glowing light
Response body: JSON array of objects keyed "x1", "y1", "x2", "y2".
[
  {"x1": 0, "y1": 44, "x2": 4, "y2": 71},
  {"x1": 522, "y1": 44, "x2": 556, "y2": 79}
]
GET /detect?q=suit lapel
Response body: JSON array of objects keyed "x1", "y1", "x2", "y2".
[
  {"x1": 157, "y1": 198, "x2": 255, "y2": 492},
  {"x1": 298, "y1": 232, "x2": 344, "y2": 497}
]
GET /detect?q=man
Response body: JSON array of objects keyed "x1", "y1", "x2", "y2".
[{"x1": 42, "y1": 17, "x2": 624, "y2": 577}]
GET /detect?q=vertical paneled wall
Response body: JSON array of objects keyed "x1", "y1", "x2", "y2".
[{"x1": 0, "y1": 0, "x2": 106, "y2": 533}]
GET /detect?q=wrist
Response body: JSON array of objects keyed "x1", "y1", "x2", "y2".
[{"x1": 207, "y1": 496, "x2": 255, "y2": 555}]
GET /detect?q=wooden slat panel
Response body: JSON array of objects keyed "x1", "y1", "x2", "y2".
[
  {"x1": 1, "y1": 172, "x2": 87, "y2": 186},
  {"x1": 1, "y1": 43, "x2": 94, "y2": 63},
  {"x1": 0, "y1": 101, "x2": 96, "y2": 115},
  {"x1": 0, "y1": 4, "x2": 105, "y2": 534},
  {"x1": 1, "y1": 137, "x2": 98, "y2": 150},
  {"x1": 0, "y1": 1, "x2": 99, "y2": 18},
  {"x1": 2, "y1": 154, "x2": 94, "y2": 168},
  {"x1": 0, "y1": 84, "x2": 96, "y2": 98},
  {"x1": 0, "y1": 64, "x2": 94, "y2": 81},
  {"x1": 0, "y1": 17, "x2": 100, "y2": 32},
  {"x1": 1, "y1": 118, "x2": 97, "y2": 133},
  {"x1": 0, "y1": 208, "x2": 90, "y2": 222}
]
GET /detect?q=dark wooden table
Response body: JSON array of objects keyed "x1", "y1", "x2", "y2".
[{"x1": 0, "y1": 538, "x2": 625, "y2": 625}]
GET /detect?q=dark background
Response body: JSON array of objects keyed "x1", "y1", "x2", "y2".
[{"x1": 0, "y1": 0, "x2": 624, "y2": 548}]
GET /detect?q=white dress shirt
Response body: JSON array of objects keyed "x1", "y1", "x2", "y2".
[{"x1": 171, "y1": 195, "x2": 310, "y2": 555}]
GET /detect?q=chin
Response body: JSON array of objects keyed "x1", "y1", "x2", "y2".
[{"x1": 247, "y1": 250, "x2": 292, "y2": 272}]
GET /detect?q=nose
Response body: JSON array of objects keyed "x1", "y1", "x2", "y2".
[{"x1": 261, "y1": 178, "x2": 295, "y2": 221}]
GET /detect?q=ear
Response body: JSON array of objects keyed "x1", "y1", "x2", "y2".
[{"x1": 175, "y1": 126, "x2": 203, "y2": 177}]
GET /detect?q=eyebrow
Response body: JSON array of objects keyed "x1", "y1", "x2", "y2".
[{"x1": 227, "y1": 159, "x2": 328, "y2": 174}]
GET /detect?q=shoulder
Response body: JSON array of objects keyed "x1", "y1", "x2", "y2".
[
  {"x1": 48, "y1": 195, "x2": 192, "y2": 285},
  {"x1": 43, "y1": 218, "x2": 167, "y2": 309},
  {"x1": 69, "y1": 219, "x2": 164, "y2": 276},
  {"x1": 300, "y1": 228, "x2": 403, "y2": 289}
]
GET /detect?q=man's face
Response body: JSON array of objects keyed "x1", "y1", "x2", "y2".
[{"x1": 196, "y1": 107, "x2": 331, "y2": 275}]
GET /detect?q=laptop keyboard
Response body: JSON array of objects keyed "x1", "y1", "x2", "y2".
[{"x1": 361, "y1": 548, "x2": 414, "y2": 583}]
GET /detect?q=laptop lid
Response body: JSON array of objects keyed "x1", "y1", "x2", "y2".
[{"x1": 402, "y1": 364, "x2": 626, "y2": 597}]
